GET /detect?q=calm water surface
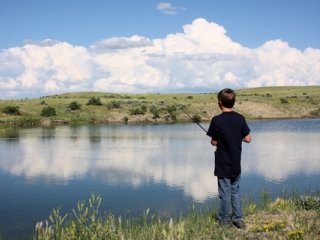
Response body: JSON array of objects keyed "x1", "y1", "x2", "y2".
[{"x1": 0, "y1": 119, "x2": 319, "y2": 239}]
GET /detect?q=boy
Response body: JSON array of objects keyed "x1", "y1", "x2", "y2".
[{"x1": 207, "y1": 88, "x2": 251, "y2": 229}]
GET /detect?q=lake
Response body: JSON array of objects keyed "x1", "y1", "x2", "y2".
[{"x1": 0, "y1": 119, "x2": 320, "y2": 239}]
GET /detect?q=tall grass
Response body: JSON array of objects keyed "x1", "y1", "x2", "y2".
[{"x1": 34, "y1": 192, "x2": 320, "y2": 240}]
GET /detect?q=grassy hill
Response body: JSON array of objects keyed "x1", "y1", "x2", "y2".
[{"x1": 0, "y1": 86, "x2": 319, "y2": 127}]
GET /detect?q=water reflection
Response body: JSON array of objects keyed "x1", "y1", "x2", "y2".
[
  {"x1": 243, "y1": 131, "x2": 320, "y2": 182},
  {"x1": 0, "y1": 125, "x2": 217, "y2": 201},
  {"x1": 0, "y1": 119, "x2": 320, "y2": 203}
]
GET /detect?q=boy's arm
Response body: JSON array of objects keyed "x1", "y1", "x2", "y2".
[{"x1": 243, "y1": 134, "x2": 251, "y2": 143}]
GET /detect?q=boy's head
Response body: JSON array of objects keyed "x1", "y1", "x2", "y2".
[{"x1": 218, "y1": 88, "x2": 235, "y2": 109}]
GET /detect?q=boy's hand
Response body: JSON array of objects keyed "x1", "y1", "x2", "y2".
[
  {"x1": 243, "y1": 134, "x2": 251, "y2": 143},
  {"x1": 211, "y1": 139, "x2": 218, "y2": 146}
]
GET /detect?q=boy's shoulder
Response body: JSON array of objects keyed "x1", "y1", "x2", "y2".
[
  {"x1": 214, "y1": 111, "x2": 244, "y2": 119},
  {"x1": 211, "y1": 111, "x2": 247, "y2": 125}
]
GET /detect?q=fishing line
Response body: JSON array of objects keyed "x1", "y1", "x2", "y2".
[{"x1": 177, "y1": 105, "x2": 207, "y2": 133}]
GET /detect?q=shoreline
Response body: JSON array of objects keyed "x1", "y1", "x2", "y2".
[{"x1": 1, "y1": 116, "x2": 319, "y2": 129}]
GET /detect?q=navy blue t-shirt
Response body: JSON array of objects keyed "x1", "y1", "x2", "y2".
[{"x1": 207, "y1": 111, "x2": 250, "y2": 178}]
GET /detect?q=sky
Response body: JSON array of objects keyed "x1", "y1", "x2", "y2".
[{"x1": 0, "y1": 0, "x2": 319, "y2": 99}]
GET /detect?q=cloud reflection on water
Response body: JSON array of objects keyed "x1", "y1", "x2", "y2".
[
  {"x1": 0, "y1": 121, "x2": 319, "y2": 202},
  {"x1": 243, "y1": 131, "x2": 320, "y2": 183}
]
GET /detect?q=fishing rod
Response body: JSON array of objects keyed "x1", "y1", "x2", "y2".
[{"x1": 177, "y1": 105, "x2": 207, "y2": 133}]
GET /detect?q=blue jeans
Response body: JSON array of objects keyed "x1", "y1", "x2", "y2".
[{"x1": 217, "y1": 174, "x2": 242, "y2": 222}]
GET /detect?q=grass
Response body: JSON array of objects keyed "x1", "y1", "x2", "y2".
[
  {"x1": 237, "y1": 86, "x2": 320, "y2": 106},
  {"x1": 0, "y1": 86, "x2": 319, "y2": 127},
  {"x1": 33, "y1": 192, "x2": 320, "y2": 240}
]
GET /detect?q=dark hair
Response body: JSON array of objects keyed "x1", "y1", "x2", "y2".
[{"x1": 218, "y1": 88, "x2": 235, "y2": 108}]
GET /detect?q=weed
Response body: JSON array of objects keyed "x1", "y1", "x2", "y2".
[
  {"x1": 259, "y1": 190, "x2": 272, "y2": 210},
  {"x1": 294, "y1": 195, "x2": 320, "y2": 210},
  {"x1": 268, "y1": 198, "x2": 295, "y2": 212},
  {"x1": 287, "y1": 229, "x2": 304, "y2": 240},
  {"x1": 107, "y1": 100, "x2": 121, "y2": 109},
  {"x1": 280, "y1": 98, "x2": 289, "y2": 104},
  {"x1": 192, "y1": 114, "x2": 202, "y2": 123},
  {"x1": 33, "y1": 192, "x2": 320, "y2": 240},
  {"x1": 123, "y1": 116, "x2": 129, "y2": 124},
  {"x1": 130, "y1": 106, "x2": 147, "y2": 115},
  {"x1": 149, "y1": 106, "x2": 160, "y2": 119},
  {"x1": 252, "y1": 219, "x2": 286, "y2": 232}
]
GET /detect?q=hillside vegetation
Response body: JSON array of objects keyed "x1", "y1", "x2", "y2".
[{"x1": 0, "y1": 86, "x2": 319, "y2": 127}]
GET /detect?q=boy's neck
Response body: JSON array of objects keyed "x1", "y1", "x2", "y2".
[{"x1": 221, "y1": 107, "x2": 233, "y2": 112}]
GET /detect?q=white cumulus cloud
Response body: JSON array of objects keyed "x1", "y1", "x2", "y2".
[{"x1": 0, "y1": 18, "x2": 319, "y2": 99}]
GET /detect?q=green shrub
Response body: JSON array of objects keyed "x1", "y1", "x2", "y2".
[
  {"x1": 295, "y1": 196, "x2": 320, "y2": 210},
  {"x1": 192, "y1": 114, "x2": 202, "y2": 123},
  {"x1": 165, "y1": 105, "x2": 177, "y2": 122},
  {"x1": 41, "y1": 106, "x2": 57, "y2": 117},
  {"x1": 87, "y1": 97, "x2": 102, "y2": 106},
  {"x1": 150, "y1": 106, "x2": 160, "y2": 119},
  {"x1": 13, "y1": 116, "x2": 40, "y2": 126},
  {"x1": 141, "y1": 105, "x2": 147, "y2": 112},
  {"x1": 68, "y1": 101, "x2": 81, "y2": 110},
  {"x1": 166, "y1": 105, "x2": 177, "y2": 114},
  {"x1": 107, "y1": 100, "x2": 121, "y2": 109},
  {"x1": 123, "y1": 116, "x2": 129, "y2": 124},
  {"x1": 170, "y1": 113, "x2": 177, "y2": 121},
  {"x1": 130, "y1": 106, "x2": 147, "y2": 115},
  {"x1": 2, "y1": 106, "x2": 20, "y2": 115},
  {"x1": 280, "y1": 98, "x2": 289, "y2": 104}
]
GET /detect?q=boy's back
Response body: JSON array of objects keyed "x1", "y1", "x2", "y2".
[{"x1": 207, "y1": 111, "x2": 250, "y2": 177}]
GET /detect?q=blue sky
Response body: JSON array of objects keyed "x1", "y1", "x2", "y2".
[
  {"x1": 1, "y1": 0, "x2": 319, "y2": 50},
  {"x1": 0, "y1": 0, "x2": 320, "y2": 98}
]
